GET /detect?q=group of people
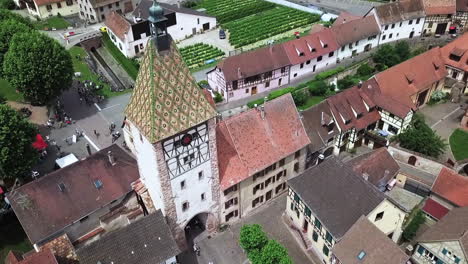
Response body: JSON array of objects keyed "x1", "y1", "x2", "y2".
[{"x1": 77, "y1": 80, "x2": 104, "y2": 105}]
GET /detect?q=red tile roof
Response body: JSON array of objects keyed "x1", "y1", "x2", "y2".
[
  {"x1": 33, "y1": 0, "x2": 63, "y2": 7},
  {"x1": 217, "y1": 94, "x2": 310, "y2": 190},
  {"x1": 282, "y1": 28, "x2": 339, "y2": 65},
  {"x1": 422, "y1": 198, "x2": 450, "y2": 220},
  {"x1": 422, "y1": 0, "x2": 456, "y2": 15},
  {"x1": 105, "y1": 11, "x2": 131, "y2": 41},
  {"x1": 333, "y1": 12, "x2": 361, "y2": 26},
  {"x1": 432, "y1": 167, "x2": 468, "y2": 207},
  {"x1": 375, "y1": 48, "x2": 447, "y2": 109},
  {"x1": 5, "y1": 249, "x2": 58, "y2": 264},
  {"x1": 7, "y1": 145, "x2": 140, "y2": 244},
  {"x1": 326, "y1": 83, "x2": 381, "y2": 132},
  {"x1": 330, "y1": 15, "x2": 381, "y2": 46},
  {"x1": 217, "y1": 44, "x2": 290, "y2": 83},
  {"x1": 441, "y1": 33, "x2": 468, "y2": 72}
]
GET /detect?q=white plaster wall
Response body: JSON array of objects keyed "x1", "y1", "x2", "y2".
[
  {"x1": 290, "y1": 51, "x2": 337, "y2": 80},
  {"x1": 413, "y1": 241, "x2": 467, "y2": 264},
  {"x1": 35, "y1": 0, "x2": 79, "y2": 18},
  {"x1": 387, "y1": 146, "x2": 445, "y2": 175},
  {"x1": 229, "y1": 76, "x2": 286, "y2": 102},
  {"x1": 170, "y1": 159, "x2": 215, "y2": 225},
  {"x1": 207, "y1": 68, "x2": 226, "y2": 96},
  {"x1": 446, "y1": 66, "x2": 465, "y2": 81},
  {"x1": 168, "y1": 12, "x2": 216, "y2": 42},
  {"x1": 337, "y1": 37, "x2": 379, "y2": 61},
  {"x1": 378, "y1": 17, "x2": 425, "y2": 44},
  {"x1": 367, "y1": 199, "x2": 406, "y2": 242}
]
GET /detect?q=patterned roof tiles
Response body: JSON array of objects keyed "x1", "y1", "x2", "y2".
[{"x1": 125, "y1": 40, "x2": 216, "y2": 143}]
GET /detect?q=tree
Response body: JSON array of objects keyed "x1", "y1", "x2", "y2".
[
  {"x1": 0, "y1": 9, "x2": 33, "y2": 27},
  {"x1": 402, "y1": 209, "x2": 425, "y2": 241},
  {"x1": 256, "y1": 240, "x2": 293, "y2": 264},
  {"x1": 239, "y1": 224, "x2": 268, "y2": 253},
  {"x1": 3, "y1": 32, "x2": 73, "y2": 105},
  {"x1": 337, "y1": 75, "x2": 356, "y2": 90},
  {"x1": 292, "y1": 90, "x2": 308, "y2": 106},
  {"x1": 372, "y1": 44, "x2": 399, "y2": 71},
  {"x1": 0, "y1": 0, "x2": 15, "y2": 10},
  {"x1": 0, "y1": 104, "x2": 38, "y2": 181},
  {"x1": 0, "y1": 19, "x2": 31, "y2": 75},
  {"x1": 396, "y1": 114, "x2": 446, "y2": 158},
  {"x1": 309, "y1": 80, "x2": 332, "y2": 96},
  {"x1": 394, "y1": 41, "x2": 411, "y2": 62},
  {"x1": 356, "y1": 63, "x2": 374, "y2": 77}
]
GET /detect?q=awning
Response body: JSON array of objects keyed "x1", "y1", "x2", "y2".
[
  {"x1": 422, "y1": 198, "x2": 449, "y2": 220},
  {"x1": 32, "y1": 134, "x2": 47, "y2": 150}
]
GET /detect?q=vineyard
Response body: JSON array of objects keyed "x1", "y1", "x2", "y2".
[
  {"x1": 195, "y1": 0, "x2": 275, "y2": 24},
  {"x1": 180, "y1": 43, "x2": 225, "y2": 69},
  {"x1": 225, "y1": 7, "x2": 320, "y2": 48}
]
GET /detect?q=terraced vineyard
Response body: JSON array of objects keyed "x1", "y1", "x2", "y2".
[
  {"x1": 225, "y1": 7, "x2": 321, "y2": 48},
  {"x1": 195, "y1": 0, "x2": 275, "y2": 24},
  {"x1": 180, "y1": 43, "x2": 225, "y2": 69}
]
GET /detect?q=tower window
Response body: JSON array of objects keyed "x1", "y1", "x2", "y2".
[
  {"x1": 201, "y1": 193, "x2": 206, "y2": 201},
  {"x1": 198, "y1": 171, "x2": 204, "y2": 180},
  {"x1": 375, "y1": 211, "x2": 384, "y2": 221},
  {"x1": 182, "y1": 201, "x2": 189, "y2": 211},
  {"x1": 180, "y1": 180, "x2": 186, "y2": 190}
]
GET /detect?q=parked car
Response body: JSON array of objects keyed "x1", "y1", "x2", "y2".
[
  {"x1": 100, "y1": 26, "x2": 107, "y2": 33},
  {"x1": 219, "y1": 29, "x2": 226, "y2": 39}
]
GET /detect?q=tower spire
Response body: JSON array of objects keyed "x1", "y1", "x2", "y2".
[{"x1": 148, "y1": 0, "x2": 169, "y2": 52}]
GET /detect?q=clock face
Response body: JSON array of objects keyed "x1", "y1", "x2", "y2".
[{"x1": 181, "y1": 134, "x2": 193, "y2": 147}]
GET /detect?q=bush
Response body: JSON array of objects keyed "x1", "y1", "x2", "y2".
[
  {"x1": 198, "y1": 80, "x2": 209, "y2": 87},
  {"x1": 356, "y1": 63, "x2": 374, "y2": 77},
  {"x1": 402, "y1": 209, "x2": 425, "y2": 241},
  {"x1": 337, "y1": 76, "x2": 356, "y2": 90},
  {"x1": 214, "y1": 91, "x2": 223, "y2": 103},
  {"x1": 292, "y1": 90, "x2": 307, "y2": 106},
  {"x1": 314, "y1": 66, "x2": 345, "y2": 81},
  {"x1": 268, "y1": 87, "x2": 294, "y2": 101},
  {"x1": 0, "y1": 0, "x2": 15, "y2": 10},
  {"x1": 308, "y1": 80, "x2": 330, "y2": 96},
  {"x1": 182, "y1": 0, "x2": 197, "y2": 8}
]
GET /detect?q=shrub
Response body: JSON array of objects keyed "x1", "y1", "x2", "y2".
[
  {"x1": 268, "y1": 87, "x2": 294, "y2": 101},
  {"x1": 0, "y1": 0, "x2": 15, "y2": 10},
  {"x1": 314, "y1": 66, "x2": 345, "y2": 81},
  {"x1": 308, "y1": 80, "x2": 330, "y2": 96},
  {"x1": 198, "y1": 80, "x2": 209, "y2": 87},
  {"x1": 182, "y1": 0, "x2": 197, "y2": 8},
  {"x1": 402, "y1": 209, "x2": 425, "y2": 241},
  {"x1": 214, "y1": 91, "x2": 223, "y2": 103},
  {"x1": 292, "y1": 90, "x2": 307, "y2": 106},
  {"x1": 337, "y1": 76, "x2": 356, "y2": 90},
  {"x1": 356, "y1": 63, "x2": 374, "y2": 77}
]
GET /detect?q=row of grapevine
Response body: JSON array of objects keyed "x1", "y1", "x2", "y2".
[
  {"x1": 195, "y1": 0, "x2": 276, "y2": 24},
  {"x1": 180, "y1": 43, "x2": 225, "y2": 68},
  {"x1": 224, "y1": 7, "x2": 320, "y2": 48}
]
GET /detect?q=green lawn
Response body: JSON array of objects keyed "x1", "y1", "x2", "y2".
[
  {"x1": 0, "y1": 78, "x2": 24, "y2": 102},
  {"x1": 101, "y1": 33, "x2": 139, "y2": 80},
  {"x1": 297, "y1": 96, "x2": 325, "y2": 111},
  {"x1": 69, "y1": 46, "x2": 129, "y2": 98},
  {"x1": 449, "y1": 129, "x2": 468, "y2": 161},
  {"x1": 0, "y1": 213, "x2": 32, "y2": 262},
  {"x1": 34, "y1": 16, "x2": 70, "y2": 30}
]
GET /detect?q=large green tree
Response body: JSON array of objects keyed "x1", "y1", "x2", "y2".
[
  {"x1": 0, "y1": 9, "x2": 33, "y2": 27},
  {"x1": 255, "y1": 240, "x2": 293, "y2": 264},
  {"x1": 239, "y1": 224, "x2": 268, "y2": 253},
  {"x1": 3, "y1": 31, "x2": 73, "y2": 105},
  {"x1": 0, "y1": 104, "x2": 38, "y2": 181},
  {"x1": 372, "y1": 44, "x2": 400, "y2": 71},
  {"x1": 0, "y1": 19, "x2": 31, "y2": 76},
  {"x1": 396, "y1": 114, "x2": 446, "y2": 158},
  {"x1": 394, "y1": 41, "x2": 411, "y2": 62}
]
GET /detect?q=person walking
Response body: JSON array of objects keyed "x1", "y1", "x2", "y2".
[{"x1": 193, "y1": 243, "x2": 200, "y2": 256}]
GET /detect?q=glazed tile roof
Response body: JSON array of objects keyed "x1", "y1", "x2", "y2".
[
  {"x1": 105, "y1": 11, "x2": 131, "y2": 41},
  {"x1": 217, "y1": 94, "x2": 310, "y2": 190},
  {"x1": 432, "y1": 167, "x2": 468, "y2": 207},
  {"x1": 7, "y1": 145, "x2": 139, "y2": 244},
  {"x1": 332, "y1": 216, "x2": 410, "y2": 264},
  {"x1": 441, "y1": 33, "x2": 468, "y2": 72},
  {"x1": 422, "y1": 0, "x2": 456, "y2": 15},
  {"x1": 375, "y1": 48, "x2": 447, "y2": 109},
  {"x1": 125, "y1": 40, "x2": 217, "y2": 143}
]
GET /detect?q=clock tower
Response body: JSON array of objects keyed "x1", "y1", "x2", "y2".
[{"x1": 123, "y1": 0, "x2": 220, "y2": 248}]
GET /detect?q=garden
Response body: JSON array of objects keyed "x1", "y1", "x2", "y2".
[
  {"x1": 224, "y1": 7, "x2": 320, "y2": 48},
  {"x1": 193, "y1": 0, "x2": 276, "y2": 24},
  {"x1": 179, "y1": 43, "x2": 225, "y2": 69},
  {"x1": 33, "y1": 16, "x2": 70, "y2": 30},
  {"x1": 449, "y1": 129, "x2": 468, "y2": 161}
]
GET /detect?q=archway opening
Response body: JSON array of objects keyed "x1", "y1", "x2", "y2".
[{"x1": 408, "y1": 156, "x2": 417, "y2": 166}]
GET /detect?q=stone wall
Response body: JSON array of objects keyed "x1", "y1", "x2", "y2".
[{"x1": 388, "y1": 145, "x2": 448, "y2": 175}]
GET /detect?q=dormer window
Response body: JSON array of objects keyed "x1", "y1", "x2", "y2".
[
  {"x1": 307, "y1": 43, "x2": 315, "y2": 52},
  {"x1": 356, "y1": 113, "x2": 363, "y2": 119},
  {"x1": 345, "y1": 120, "x2": 351, "y2": 125},
  {"x1": 299, "y1": 52, "x2": 305, "y2": 57},
  {"x1": 433, "y1": 61, "x2": 440, "y2": 70},
  {"x1": 295, "y1": 47, "x2": 304, "y2": 57},
  {"x1": 324, "y1": 44, "x2": 328, "y2": 48},
  {"x1": 449, "y1": 54, "x2": 461, "y2": 62},
  {"x1": 319, "y1": 39, "x2": 325, "y2": 48},
  {"x1": 405, "y1": 73, "x2": 414, "y2": 84}
]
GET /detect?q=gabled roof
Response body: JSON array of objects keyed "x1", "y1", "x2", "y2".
[
  {"x1": 326, "y1": 83, "x2": 381, "y2": 132},
  {"x1": 77, "y1": 211, "x2": 180, "y2": 264},
  {"x1": 217, "y1": 94, "x2": 310, "y2": 190},
  {"x1": 7, "y1": 145, "x2": 139, "y2": 244},
  {"x1": 348, "y1": 148, "x2": 400, "y2": 191},
  {"x1": 301, "y1": 101, "x2": 338, "y2": 153},
  {"x1": 422, "y1": 198, "x2": 450, "y2": 220},
  {"x1": 441, "y1": 33, "x2": 468, "y2": 72},
  {"x1": 125, "y1": 40, "x2": 217, "y2": 143},
  {"x1": 288, "y1": 157, "x2": 385, "y2": 239},
  {"x1": 282, "y1": 28, "x2": 339, "y2": 65},
  {"x1": 372, "y1": 0, "x2": 425, "y2": 25},
  {"x1": 105, "y1": 11, "x2": 131, "y2": 41},
  {"x1": 375, "y1": 48, "x2": 447, "y2": 109},
  {"x1": 217, "y1": 44, "x2": 290, "y2": 83},
  {"x1": 333, "y1": 11, "x2": 361, "y2": 26},
  {"x1": 432, "y1": 167, "x2": 468, "y2": 207},
  {"x1": 332, "y1": 216, "x2": 410, "y2": 264},
  {"x1": 5, "y1": 249, "x2": 58, "y2": 264},
  {"x1": 330, "y1": 15, "x2": 381, "y2": 46},
  {"x1": 421, "y1": 0, "x2": 456, "y2": 15},
  {"x1": 418, "y1": 207, "x2": 468, "y2": 254}
]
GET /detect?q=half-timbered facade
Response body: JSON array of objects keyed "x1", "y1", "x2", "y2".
[
  {"x1": 421, "y1": 0, "x2": 456, "y2": 36},
  {"x1": 441, "y1": 33, "x2": 468, "y2": 94}
]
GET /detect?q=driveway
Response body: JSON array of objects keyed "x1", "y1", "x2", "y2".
[{"x1": 178, "y1": 194, "x2": 317, "y2": 264}]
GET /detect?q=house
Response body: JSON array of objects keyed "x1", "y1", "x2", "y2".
[
  {"x1": 78, "y1": 0, "x2": 137, "y2": 23},
  {"x1": 77, "y1": 211, "x2": 180, "y2": 264},
  {"x1": 7, "y1": 145, "x2": 142, "y2": 248},
  {"x1": 455, "y1": 0, "x2": 468, "y2": 29},
  {"x1": 375, "y1": 47, "x2": 447, "y2": 110},
  {"x1": 331, "y1": 14, "x2": 381, "y2": 61},
  {"x1": 412, "y1": 206, "x2": 468, "y2": 264},
  {"x1": 440, "y1": 33, "x2": 468, "y2": 94},
  {"x1": 134, "y1": 0, "x2": 217, "y2": 42},
  {"x1": 5, "y1": 249, "x2": 58, "y2": 264},
  {"x1": 301, "y1": 100, "x2": 339, "y2": 168},
  {"x1": 25, "y1": 0, "x2": 78, "y2": 19},
  {"x1": 366, "y1": 0, "x2": 425, "y2": 44},
  {"x1": 207, "y1": 44, "x2": 290, "y2": 102},
  {"x1": 421, "y1": 0, "x2": 456, "y2": 36},
  {"x1": 286, "y1": 157, "x2": 407, "y2": 264},
  {"x1": 331, "y1": 216, "x2": 410, "y2": 264},
  {"x1": 105, "y1": 11, "x2": 153, "y2": 58},
  {"x1": 217, "y1": 94, "x2": 310, "y2": 223}
]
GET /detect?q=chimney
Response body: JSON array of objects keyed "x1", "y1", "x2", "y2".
[
  {"x1": 362, "y1": 173, "x2": 369, "y2": 181},
  {"x1": 86, "y1": 143, "x2": 92, "y2": 156},
  {"x1": 260, "y1": 105, "x2": 265, "y2": 120},
  {"x1": 33, "y1": 244, "x2": 40, "y2": 252},
  {"x1": 358, "y1": 80, "x2": 363, "y2": 88},
  {"x1": 108, "y1": 151, "x2": 116, "y2": 166}
]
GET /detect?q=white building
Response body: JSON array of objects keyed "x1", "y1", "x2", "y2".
[
  {"x1": 366, "y1": 0, "x2": 425, "y2": 44},
  {"x1": 78, "y1": 0, "x2": 137, "y2": 23},
  {"x1": 25, "y1": 0, "x2": 79, "y2": 19}
]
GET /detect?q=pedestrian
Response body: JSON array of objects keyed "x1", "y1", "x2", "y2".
[
  {"x1": 193, "y1": 243, "x2": 200, "y2": 256},
  {"x1": 79, "y1": 97, "x2": 83, "y2": 104},
  {"x1": 94, "y1": 129, "x2": 100, "y2": 137}
]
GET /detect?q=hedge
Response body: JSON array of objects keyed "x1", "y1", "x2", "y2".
[{"x1": 314, "y1": 66, "x2": 345, "y2": 81}]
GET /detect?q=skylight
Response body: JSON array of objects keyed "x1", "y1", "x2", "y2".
[
  {"x1": 94, "y1": 179, "x2": 103, "y2": 189},
  {"x1": 357, "y1": 250, "x2": 366, "y2": 260}
]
